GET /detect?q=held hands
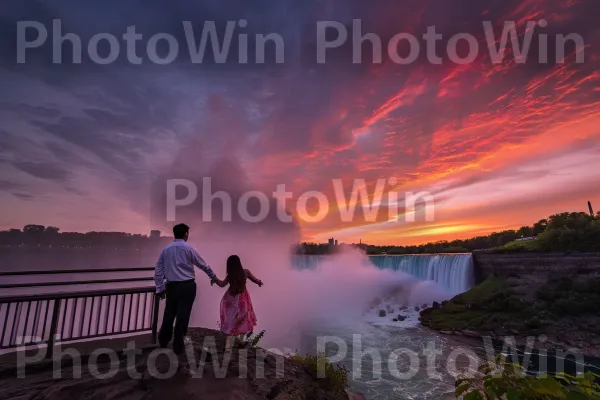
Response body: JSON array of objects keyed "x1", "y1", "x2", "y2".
[
  {"x1": 210, "y1": 278, "x2": 224, "y2": 287},
  {"x1": 157, "y1": 291, "x2": 166, "y2": 300},
  {"x1": 209, "y1": 277, "x2": 263, "y2": 287}
]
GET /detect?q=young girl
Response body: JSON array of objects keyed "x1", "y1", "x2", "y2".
[{"x1": 211, "y1": 255, "x2": 263, "y2": 349}]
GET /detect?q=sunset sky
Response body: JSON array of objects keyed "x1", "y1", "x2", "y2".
[{"x1": 0, "y1": 0, "x2": 599, "y2": 245}]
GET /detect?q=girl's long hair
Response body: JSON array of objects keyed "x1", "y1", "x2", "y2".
[{"x1": 226, "y1": 255, "x2": 247, "y2": 295}]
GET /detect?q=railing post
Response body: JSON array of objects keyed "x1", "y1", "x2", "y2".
[
  {"x1": 46, "y1": 299, "x2": 62, "y2": 359},
  {"x1": 151, "y1": 294, "x2": 160, "y2": 344}
]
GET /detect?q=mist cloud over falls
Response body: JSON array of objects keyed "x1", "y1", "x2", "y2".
[{"x1": 187, "y1": 244, "x2": 452, "y2": 350}]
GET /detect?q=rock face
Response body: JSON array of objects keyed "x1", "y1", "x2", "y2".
[
  {"x1": 0, "y1": 328, "x2": 356, "y2": 400},
  {"x1": 473, "y1": 251, "x2": 600, "y2": 298},
  {"x1": 396, "y1": 315, "x2": 407, "y2": 321},
  {"x1": 379, "y1": 310, "x2": 387, "y2": 317},
  {"x1": 346, "y1": 390, "x2": 367, "y2": 400},
  {"x1": 419, "y1": 274, "x2": 600, "y2": 358}
]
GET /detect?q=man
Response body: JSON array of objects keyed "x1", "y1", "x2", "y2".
[{"x1": 154, "y1": 223, "x2": 217, "y2": 354}]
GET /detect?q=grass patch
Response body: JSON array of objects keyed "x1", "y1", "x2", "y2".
[
  {"x1": 452, "y1": 276, "x2": 510, "y2": 304},
  {"x1": 421, "y1": 276, "x2": 600, "y2": 335},
  {"x1": 290, "y1": 353, "x2": 349, "y2": 393},
  {"x1": 491, "y1": 239, "x2": 541, "y2": 253},
  {"x1": 420, "y1": 277, "x2": 537, "y2": 332},
  {"x1": 536, "y1": 278, "x2": 600, "y2": 317}
]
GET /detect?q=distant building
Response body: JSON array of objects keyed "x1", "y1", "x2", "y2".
[
  {"x1": 515, "y1": 236, "x2": 536, "y2": 242},
  {"x1": 357, "y1": 239, "x2": 367, "y2": 252},
  {"x1": 327, "y1": 237, "x2": 339, "y2": 253},
  {"x1": 150, "y1": 230, "x2": 161, "y2": 239}
]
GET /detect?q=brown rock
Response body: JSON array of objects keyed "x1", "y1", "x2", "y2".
[
  {"x1": 347, "y1": 389, "x2": 367, "y2": 400},
  {"x1": 0, "y1": 328, "x2": 350, "y2": 400}
]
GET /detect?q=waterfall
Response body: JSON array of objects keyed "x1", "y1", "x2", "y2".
[
  {"x1": 290, "y1": 254, "x2": 324, "y2": 270},
  {"x1": 291, "y1": 253, "x2": 475, "y2": 294},
  {"x1": 370, "y1": 254, "x2": 475, "y2": 294}
]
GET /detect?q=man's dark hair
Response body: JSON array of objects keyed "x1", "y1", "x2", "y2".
[{"x1": 173, "y1": 223, "x2": 190, "y2": 239}]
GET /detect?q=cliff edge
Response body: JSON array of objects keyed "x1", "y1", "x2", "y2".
[{"x1": 0, "y1": 328, "x2": 364, "y2": 400}]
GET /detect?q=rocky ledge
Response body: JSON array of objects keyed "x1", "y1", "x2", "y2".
[
  {"x1": 419, "y1": 276, "x2": 600, "y2": 359},
  {"x1": 0, "y1": 328, "x2": 365, "y2": 400}
]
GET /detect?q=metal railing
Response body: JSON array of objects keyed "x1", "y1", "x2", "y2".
[
  {"x1": 0, "y1": 270, "x2": 159, "y2": 357},
  {"x1": 0, "y1": 267, "x2": 154, "y2": 289}
]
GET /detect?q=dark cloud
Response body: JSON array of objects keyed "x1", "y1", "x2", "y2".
[
  {"x1": 11, "y1": 160, "x2": 69, "y2": 181},
  {"x1": 30, "y1": 115, "x2": 144, "y2": 174},
  {"x1": 12, "y1": 192, "x2": 34, "y2": 200},
  {"x1": 0, "y1": 130, "x2": 17, "y2": 162},
  {"x1": 0, "y1": 180, "x2": 22, "y2": 190},
  {"x1": 0, "y1": 103, "x2": 60, "y2": 118}
]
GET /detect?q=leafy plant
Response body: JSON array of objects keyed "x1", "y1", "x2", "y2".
[
  {"x1": 245, "y1": 330, "x2": 266, "y2": 347},
  {"x1": 455, "y1": 355, "x2": 600, "y2": 399},
  {"x1": 290, "y1": 352, "x2": 349, "y2": 392}
]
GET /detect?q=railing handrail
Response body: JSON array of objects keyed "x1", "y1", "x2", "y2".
[
  {"x1": 0, "y1": 267, "x2": 154, "y2": 276},
  {"x1": 0, "y1": 286, "x2": 156, "y2": 303},
  {"x1": 0, "y1": 284, "x2": 160, "y2": 356},
  {"x1": 0, "y1": 277, "x2": 154, "y2": 290}
]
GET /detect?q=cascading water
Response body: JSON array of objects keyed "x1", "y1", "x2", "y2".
[
  {"x1": 291, "y1": 253, "x2": 475, "y2": 294},
  {"x1": 290, "y1": 254, "x2": 323, "y2": 270},
  {"x1": 369, "y1": 254, "x2": 475, "y2": 294}
]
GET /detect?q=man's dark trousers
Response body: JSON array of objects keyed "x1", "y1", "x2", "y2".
[{"x1": 158, "y1": 280, "x2": 196, "y2": 354}]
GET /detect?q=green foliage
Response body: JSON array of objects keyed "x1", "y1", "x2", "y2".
[
  {"x1": 290, "y1": 352, "x2": 349, "y2": 393},
  {"x1": 492, "y1": 240, "x2": 541, "y2": 253},
  {"x1": 536, "y1": 278, "x2": 600, "y2": 316},
  {"x1": 536, "y1": 224, "x2": 600, "y2": 253},
  {"x1": 423, "y1": 276, "x2": 600, "y2": 335},
  {"x1": 245, "y1": 330, "x2": 266, "y2": 347},
  {"x1": 492, "y1": 212, "x2": 600, "y2": 254},
  {"x1": 545, "y1": 212, "x2": 593, "y2": 231},
  {"x1": 420, "y1": 277, "x2": 534, "y2": 331},
  {"x1": 456, "y1": 355, "x2": 600, "y2": 399}
]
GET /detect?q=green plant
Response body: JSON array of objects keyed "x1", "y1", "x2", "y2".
[
  {"x1": 245, "y1": 330, "x2": 266, "y2": 347},
  {"x1": 535, "y1": 278, "x2": 600, "y2": 317},
  {"x1": 491, "y1": 240, "x2": 541, "y2": 253},
  {"x1": 456, "y1": 355, "x2": 600, "y2": 399},
  {"x1": 291, "y1": 352, "x2": 349, "y2": 392}
]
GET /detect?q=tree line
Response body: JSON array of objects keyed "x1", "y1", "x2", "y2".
[
  {"x1": 295, "y1": 211, "x2": 600, "y2": 255},
  {"x1": 0, "y1": 225, "x2": 167, "y2": 248},
  {"x1": 3, "y1": 210, "x2": 599, "y2": 253}
]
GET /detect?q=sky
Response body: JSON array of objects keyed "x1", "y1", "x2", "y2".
[{"x1": 0, "y1": 0, "x2": 599, "y2": 245}]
